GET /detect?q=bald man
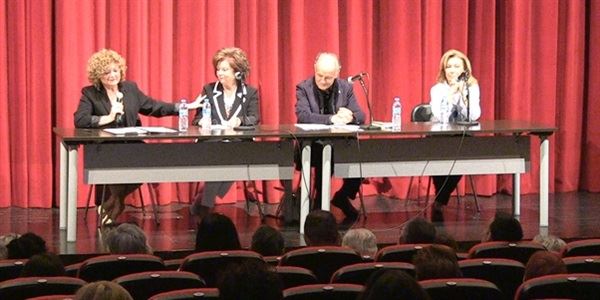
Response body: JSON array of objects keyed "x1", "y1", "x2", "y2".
[{"x1": 295, "y1": 52, "x2": 365, "y2": 222}]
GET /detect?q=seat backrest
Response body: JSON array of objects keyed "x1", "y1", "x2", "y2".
[
  {"x1": 561, "y1": 238, "x2": 600, "y2": 257},
  {"x1": 279, "y1": 246, "x2": 363, "y2": 283},
  {"x1": 515, "y1": 273, "x2": 600, "y2": 300},
  {"x1": 114, "y1": 271, "x2": 206, "y2": 300},
  {"x1": 459, "y1": 258, "x2": 525, "y2": 300},
  {"x1": 563, "y1": 256, "x2": 600, "y2": 275},
  {"x1": 275, "y1": 266, "x2": 318, "y2": 289},
  {"x1": 282, "y1": 283, "x2": 364, "y2": 300},
  {"x1": 77, "y1": 253, "x2": 165, "y2": 281},
  {"x1": 419, "y1": 278, "x2": 502, "y2": 300},
  {"x1": 374, "y1": 244, "x2": 430, "y2": 263},
  {"x1": 179, "y1": 250, "x2": 264, "y2": 287},
  {"x1": 0, "y1": 259, "x2": 27, "y2": 282},
  {"x1": 0, "y1": 276, "x2": 86, "y2": 300},
  {"x1": 468, "y1": 241, "x2": 546, "y2": 264},
  {"x1": 330, "y1": 261, "x2": 415, "y2": 284},
  {"x1": 411, "y1": 104, "x2": 432, "y2": 122},
  {"x1": 149, "y1": 287, "x2": 220, "y2": 300}
]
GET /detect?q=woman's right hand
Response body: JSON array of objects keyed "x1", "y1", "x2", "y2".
[{"x1": 110, "y1": 101, "x2": 124, "y2": 120}]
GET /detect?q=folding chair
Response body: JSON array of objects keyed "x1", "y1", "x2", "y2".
[
  {"x1": 0, "y1": 276, "x2": 85, "y2": 300},
  {"x1": 179, "y1": 250, "x2": 264, "y2": 287},
  {"x1": 419, "y1": 278, "x2": 502, "y2": 300},
  {"x1": 374, "y1": 244, "x2": 431, "y2": 263},
  {"x1": 114, "y1": 271, "x2": 205, "y2": 300},
  {"x1": 149, "y1": 287, "x2": 219, "y2": 300},
  {"x1": 77, "y1": 254, "x2": 165, "y2": 281},
  {"x1": 561, "y1": 238, "x2": 600, "y2": 257},
  {"x1": 275, "y1": 266, "x2": 318, "y2": 289},
  {"x1": 279, "y1": 246, "x2": 362, "y2": 283},
  {"x1": 563, "y1": 255, "x2": 600, "y2": 275},
  {"x1": 515, "y1": 273, "x2": 600, "y2": 300},
  {"x1": 467, "y1": 241, "x2": 546, "y2": 264},
  {"x1": 282, "y1": 283, "x2": 364, "y2": 300},
  {"x1": 459, "y1": 258, "x2": 525, "y2": 300},
  {"x1": 330, "y1": 261, "x2": 415, "y2": 284},
  {"x1": 0, "y1": 259, "x2": 27, "y2": 282}
]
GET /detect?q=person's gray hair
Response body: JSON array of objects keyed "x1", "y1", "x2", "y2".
[
  {"x1": 533, "y1": 234, "x2": 566, "y2": 252},
  {"x1": 342, "y1": 228, "x2": 378, "y2": 258},
  {"x1": 104, "y1": 223, "x2": 152, "y2": 254}
]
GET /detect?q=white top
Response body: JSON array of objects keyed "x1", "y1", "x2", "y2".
[{"x1": 429, "y1": 82, "x2": 481, "y2": 123}]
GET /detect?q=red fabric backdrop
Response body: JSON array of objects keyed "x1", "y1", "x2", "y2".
[{"x1": 1, "y1": 0, "x2": 599, "y2": 209}]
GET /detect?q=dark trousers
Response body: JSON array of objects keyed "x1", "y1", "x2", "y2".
[{"x1": 432, "y1": 175, "x2": 462, "y2": 205}]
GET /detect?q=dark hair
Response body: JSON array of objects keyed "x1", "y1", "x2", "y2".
[
  {"x1": 400, "y1": 217, "x2": 437, "y2": 244},
  {"x1": 75, "y1": 281, "x2": 133, "y2": 300},
  {"x1": 195, "y1": 213, "x2": 241, "y2": 252},
  {"x1": 523, "y1": 250, "x2": 567, "y2": 281},
  {"x1": 358, "y1": 269, "x2": 430, "y2": 300},
  {"x1": 218, "y1": 259, "x2": 283, "y2": 300},
  {"x1": 434, "y1": 231, "x2": 459, "y2": 251},
  {"x1": 413, "y1": 245, "x2": 462, "y2": 280},
  {"x1": 489, "y1": 212, "x2": 523, "y2": 242},
  {"x1": 7, "y1": 232, "x2": 47, "y2": 259},
  {"x1": 251, "y1": 225, "x2": 285, "y2": 256},
  {"x1": 304, "y1": 210, "x2": 339, "y2": 246},
  {"x1": 21, "y1": 252, "x2": 66, "y2": 277},
  {"x1": 104, "y1": 223, "x2": 152, "y2": 254}
]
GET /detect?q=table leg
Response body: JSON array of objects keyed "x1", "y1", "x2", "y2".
[
  {"x1": 59, "y1": 142, "x2": 67, "y2": 229},
  {"x1": 513, "y1": 173, "x2": 521, "y2": 216},
  {"x1": 321, "y1": 144, "x2": 332, "y2": 211},
  {"x1": 540, "y1": 137, "x2": 550, "y2": 227},
  {"x1": 299, "y1": 143, "x2": 311, "y2": 234},
  {"x1": 67, "y1": 145, "x2": 78, "y2": 242}
]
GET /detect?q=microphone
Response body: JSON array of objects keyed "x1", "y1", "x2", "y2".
[
  {"x1": 458, "y1": 70, "x2": 470, "y2": 82},
  {"x1": 347, "y1": 72, "x2": 368, "y2": 83},
  {"x1": 115, "y1": 91, "x2": 124, "y2": 126},
  {"x1": 233, "y1": 71, "x2": 255, "y2": 131}
]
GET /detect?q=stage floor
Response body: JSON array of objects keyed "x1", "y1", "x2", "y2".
[{"x1": 2, "y1": 192, "x2": 599, "y2": 258}]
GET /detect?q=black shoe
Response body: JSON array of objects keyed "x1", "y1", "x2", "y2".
[{"x1": 331, "y1": 193, "x2": 359, "y2": 220}]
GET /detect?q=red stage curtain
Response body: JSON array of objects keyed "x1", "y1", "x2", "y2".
[{"x1": 2, "y1": 0, "x2": 599, "y2": 210}]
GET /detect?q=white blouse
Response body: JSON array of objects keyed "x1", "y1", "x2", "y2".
[{"x1": 429, "y1": 82, "x2": 481, "y2": 123}]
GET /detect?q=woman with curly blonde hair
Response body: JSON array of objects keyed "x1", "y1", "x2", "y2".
[{"x1": 74, "y1": 49, "x2": 202, "y2": 225}]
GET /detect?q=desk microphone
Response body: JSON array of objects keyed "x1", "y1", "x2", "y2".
[
  {"x1": 347, "y1": 72, "x2": 367, "y2": 83},
  {"x1": 234, "y1": 72, "x2": 255, "y2": 131},
  {"x1": 115, "y1": 91, "x2": 124, "y2": 126}
]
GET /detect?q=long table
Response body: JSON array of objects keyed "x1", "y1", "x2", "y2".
[{"x1": 54, "y1": 121, "x2": 555, "y2": 241}]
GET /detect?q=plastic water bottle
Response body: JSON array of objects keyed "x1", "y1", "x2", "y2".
[
  {"x1": 202, "y1": 100, "x2": 212, "y2": 130},
  {"x1": 440, "y1": 96, "x2": 449, "y2": 124},
  {"x1": 178, "y1": 99, "x2": 188, "y2": 132},
  {"x1": 391, "y1": 96, "x2": 402, "y2": 131}
]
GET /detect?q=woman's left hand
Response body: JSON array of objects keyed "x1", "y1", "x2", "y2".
[{"x1": 227, "y1": 117, "x2": 242, "y2": 128}]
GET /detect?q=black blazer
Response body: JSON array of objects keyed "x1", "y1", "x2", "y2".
[
  {"x1": 74, "y1": 81, "x2": 178, "y2": 128},
  {"x1": 192, "y1": 81, "x2": 259, "y2": 126}
]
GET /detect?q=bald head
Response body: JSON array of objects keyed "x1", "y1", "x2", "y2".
[{"x1": 314, "y1": 52, "x2": 340, "y2": 90}]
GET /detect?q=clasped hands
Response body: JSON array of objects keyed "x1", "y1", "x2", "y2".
[
  {"x1": 448, "y1": 80, "x2": 467, "y2": 106},
  {"x1": 330, "y1": 107, "x2": 354, "y2": 125}
]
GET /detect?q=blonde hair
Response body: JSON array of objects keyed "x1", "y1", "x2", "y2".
[
  {"x1": 342, "y1": 228, "x2": 378, "y2": 258},
  {"x1": 87, "y1": 49, "x2": 127, "y2": 88},
  {"x1": 75, "y1": 281, "x2": 133, "y2": 300},
  {"x1": 212, "y1": 47, "x2": 251, "y2": 79},
  {"x1": 436, "y1": 49, "x2": 477, "y2": 85}
]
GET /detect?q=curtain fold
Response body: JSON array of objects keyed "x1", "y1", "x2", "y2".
[{"x1": 1, "y1": 0, "x2": 598, "y2": 208}]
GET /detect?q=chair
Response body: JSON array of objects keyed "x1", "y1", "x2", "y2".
[
  {"x1": 164, "y1": 258, "x2": 184, "y2": 270},
  {"x1": 84, "y1": 183, "x2": 159, "y2": 225},
  {"x1": 407, "y1": 103, "x2": 480, "y2": 212},
  {"x1": 279, "y1": 246, "x2": 363, "y2": 283},
  {"x1": 149, "y1": 288, "x2": 219, "y2": 300},
  {"x1": 561, "y1": 238, "x2": 600, "y2": 257},
  {"x1": 264, "y1": 255, "x2": 281, "y2": 266},
  {"x1": 64, "y1": 262, "x2": 81, "y2": 277},
  {"x1": 514, "y1": 273, "x2": 600, "y2": 300},
  {"x1": 330, "y1": 261, "x2": 415, "y2": 284},
  {"x1": 0, "y1": 259, "x2": 27, "y2": 282},
  {"x1": 114, "y1": 271, "x2": 206, "y2": 300},
  {"x1": 179, "y1": 250, "x2": 264, "y2": 287},
  {"x1": 27, "y1": 296, "x2": 74, "y2": 300},
  {"x1": 374, "y1": 244, "x2": 430, "y2": 263},
  {"x1": 459, "y1": 258, "x2": 525, "y2": 300},
  {"x1": 77, "y1": 254, "x2": 165, "y2": 282},
  {"x1": 0, "y1": 276, "x2": 86, "y2": 300},
  {"x1": 282, "y1": 283, "x2": 364, "y2": 300},
  {"x1": 419, "y1": 278, "x2": 502, "y2": 300},
  {"x1": 467, "y1": 241, "x2": 546, "y2": 264},
  {"x1": 275, "y1": 266, "x2": 319, "y2": 289},
  {"x1": 563, "y1": 255, "x2": 600, "y2": 275}
]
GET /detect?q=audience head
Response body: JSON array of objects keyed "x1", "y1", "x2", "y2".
[
  {"x1": 313, "y1": 52, "x2": 341, "y2": 90},
  {"x1": 7, "y1": 232, "x2": 47, "y2": 259},
  {"x1": 434, "y1": 231, "x2": 459, "y2": 251},
  {"x1": 0, "y1": 233, "x2": 20, "y2": 259},
  {"x1": 251, "y1": 225, "x2": 285, "y2": 256},
  {"x1": 75, "y1": 280, "x2": 133, "y2": 300},
  {"x1": 342, "y1": 228, "x2": 378, "y2": 258},
  {"x1": 413, "y1": 245, "x2": 461, "y2": 280},
  {"x1": 218, "y1": 259, "x2": 283, "y2": 300},
  {"x1": 195, "y1": 213, "x2": 241, "y2": 252},
  {"x1": 304, "y1": 210, "x2": 339, "y2": 246},
  {"x1": 533, "y1": 234, "x2": 566, "y2": 252},
  {"x1": 485, "y1": 212, "x2": 524, "y2": 242},
  {"x1": 212, "y1": 47, "x2": 251, "y2": 80},
  {"x1": 436, "y1": 49, "x2": 477, "y2": 85},
  {"x1": 523, "y1": 250, "x2": 567, "y2": 281},
  {"x1": 20, "y1": 252, "x2": 66, "y2": 277},
  {"x1": 358, "y1": 269, "x2": 430, "y2": 300},
  {"x1": 400, "y1": 217, "x2": 437, "y2": 244},
  {"x1": 104, "y1": 223, "x2": 152, "y2": 254},
  {"x1": 87, "y1": 49, "x2": 127, "y2": 88}
]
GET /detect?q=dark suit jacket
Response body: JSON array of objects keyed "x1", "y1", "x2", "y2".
[
  {"x1": 74, "y1": 81, "x2": 178, "y2": 128},
  {"x1": 295, "y1": 77, "x2": 365, "y2": 124},
  {"x1": 192, "y1": 81, "x2": 260, "y2": 126}
]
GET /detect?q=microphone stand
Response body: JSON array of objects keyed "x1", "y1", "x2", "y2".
[
  {"x1": 456, "y1": 79, "x2": 479, "y2": 127},
  {"x1": 357, "y1": 77, "x2": 380, "y2": 130},
  {"x1": 234, "y1": 76, "x2": 256, "y2": 131}
]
